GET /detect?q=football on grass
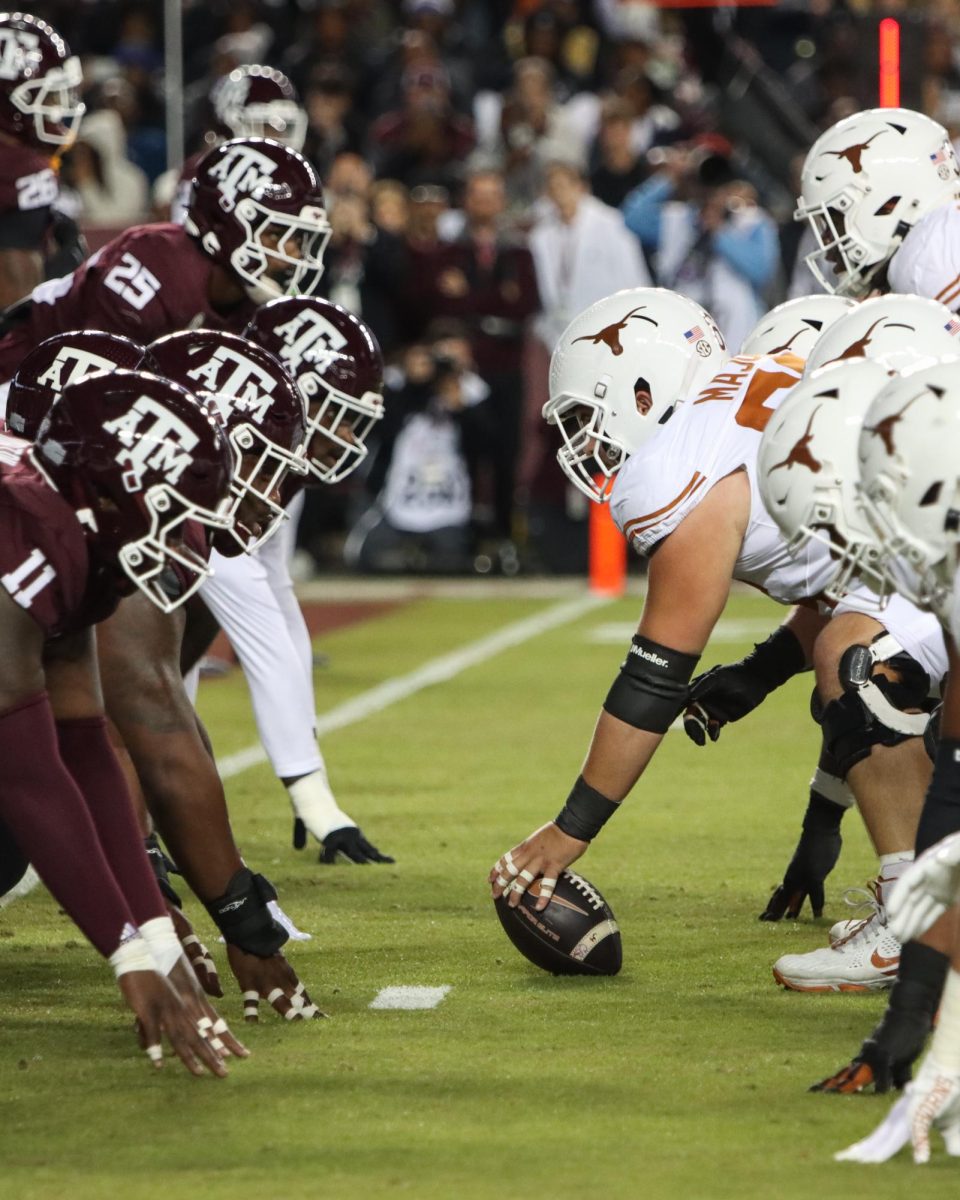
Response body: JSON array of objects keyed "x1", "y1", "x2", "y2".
[{"x1": 494, "y1": 869, "x2": 622, "y2": 976}]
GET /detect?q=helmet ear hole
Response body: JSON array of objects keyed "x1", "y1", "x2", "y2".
[
  {"x1": 633, "y1": 376, "x2": 652, "y2": 416},
  {"x1": 920, "y1": 481, "x2": 943, "y2": 506},
  {"x1": 875, "y1": 196, "x2": 900, "y2": 216}
]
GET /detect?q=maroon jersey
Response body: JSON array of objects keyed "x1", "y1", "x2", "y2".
[
  {"x1": 0, "y1": 446, "x2": 124, "y2": 638},
  {"x1": 0, "y1": 223, "x2": 257, "y2": 381},
  {"x1": 0, "y1": 140, "x2": 58, "y2": 251}
]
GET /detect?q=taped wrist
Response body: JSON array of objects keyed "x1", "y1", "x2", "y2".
[
  {"x1": 802, "y1": 790, "x2": 848, "y2": 836},
  {"x1": 144, "y1": 834, "x2": 182, "y2": 910},
  {"x1": 203, "y1": 867, "x2": 289, "y2": 957},
  {"x1": 915, "y1": 738, "x2": 960, "y2": 855},
  {"x1": 740, "y1": 626, "x2": 806, "y2": 693},
  {"x1": 603, "y1": 635, "x2": 699, "y2": 733},
  {"x1": 555, "y1": 775, "x2": 619, "y2": 842}
]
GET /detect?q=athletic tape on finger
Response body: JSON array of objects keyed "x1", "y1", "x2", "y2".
[
  {"x1": 146, "y1": 1044, "x2": 163, "y2": 1063},
  {"x1": 267, "y1": 987, "x2": 286, "y2": 1006},
  {"x1": 210, "y1": 1037, "x2": 226, "y2": 1053},
  {"x1": 197, "y1": 1017, "x2": 213, "y2": 1033},
  {"x1": 212, "y1": 1018, "x2": 228, "y2": 1036},
  {"x1": 284, "y1": 1006, "x2": 302, "y2": 1021},
  {"x1": 242, "y1": 989, "x2": 259, "y2": 1018},
  {"x1": 539, "y1": 876, "x2": 558, "y2": 899},
  {"x1": 496, "y1": 874, "x2": 510, "y2": 890},
  {"x1": 503, "y1": 855, "x2": 520, "y2": 879}
]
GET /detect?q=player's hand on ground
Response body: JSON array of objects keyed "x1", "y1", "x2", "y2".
[
  {"x1": 682, "y1": 661, "x2": 768, "y2": 746},
  {"x1": 759, "y1": 831, "x2": 842, "y2": 921},
  {"x1": 167, "y1": 955, "x2": 249, "y2": 1061},
  {"x1": 226, "y1": 943, "x2": 327, "y2": 1022},
  {"x1": 489, "y1": 823, "x2": 587, "y2": 911},
  {"x1": 118, "y1": 969, "x2": 228, "y2": 1078},
  {"x1": 319, "y1": 824, "x2": 395, "y2": 865},
  {"x1": 907, "y1": 1055, "x2": 960, "y2": 1163},
  {"x1": 810, "y1": 1005, "x2": 932, "y2": 1094},
  {"x1": 167, "y1": 899, "x2": 223, "y2": 997},
  {"x1": 888, "y1": 831, "x2": 960, "y2": 944}
]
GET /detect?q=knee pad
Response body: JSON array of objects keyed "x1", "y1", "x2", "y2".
[{"x1": 815, "y1": 645, "x2": 932, "y2": 778}]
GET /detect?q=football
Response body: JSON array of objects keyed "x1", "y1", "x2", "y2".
[{"x1": 494, "y1": 869, "x2": 622, "y2": 976}]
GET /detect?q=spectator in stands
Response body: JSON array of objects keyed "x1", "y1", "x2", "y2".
[
  {"x1": 320, "y1": 154, "x2": 408, "y2": 356},
  {"x1": 345, "y1": 323, "x2": 490, "y2": 575},
  {"x1": 367, "y1": 62, "x2": 475, "y2": 190},
  {"x1": 301, "y1": 65, "x2": 365, "y2": 179},
  {"x1": 530, "y1": 156, "x2": 651, "y2": 354},
  {"x1": 589, "y1": 96, "x2": 649, "y2": 208},
  {"x1": 493, "y1": 57, "x2": 586, "y2": 214},
  {"x1": 622, "y1": 142, "x2": 779, "y2": 350},
  {"x1": 61, "y1": 108, "x2": 149, "y2": 228},
  {"x1": 406, "y1": 166, "x2": 540, "y2": 561}
]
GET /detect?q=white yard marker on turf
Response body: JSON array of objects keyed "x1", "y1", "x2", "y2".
[
  {"x1": 369, "y1": 986, "x2": 451, "y2": 1010},
  {"x1": 217, "y1": 594, "x2": 610, "y2": 779},
  {"x1": 587, "y1": 617, "x2": 775, "y2": 645}
]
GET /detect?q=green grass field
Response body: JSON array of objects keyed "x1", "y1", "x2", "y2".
[{"x1": 0, "y1": 585, "x2": 952, "y2": 1198}]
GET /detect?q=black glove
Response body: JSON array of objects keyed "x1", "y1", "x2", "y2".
[
  {"x1": 759, "y1": 792, "x2": 845, "y2": 920},
  {"x1": 319, "y1": 826, "x2": 395, "y2": 865},
  {"x1": 810, "y1": 946, "x2": 947, "y2": 1093},
  {"x1": 683, "y1": 626, "x2": 806, "y2": 746},
  {"x1": 810, "y1": 998, "x2": 934, "y2": 1094}
]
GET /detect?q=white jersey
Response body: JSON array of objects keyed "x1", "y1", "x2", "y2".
[
  {"x1": 889, "y1": 201, "x2": 960, "y2": 311},
  {"x1": 609, "y1": 352, "x2": 840, "y2": 604}
]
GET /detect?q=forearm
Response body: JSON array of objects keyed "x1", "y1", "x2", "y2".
[
  {"x1": 125, "y1": 727, "x2": 243, "y2": 902},
  {"x1": 56, "y1": 715, "x2": 167, "y2": 929},
  {"x1": 0, "y1": 693, "x2": 137, "y2": 957},
  {"x1": 581, "y1": 711, "x2": 665, "y2": 802}
]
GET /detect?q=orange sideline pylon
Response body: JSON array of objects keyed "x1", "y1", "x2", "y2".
[{"x1": 589, "y1": 485, "x2": 627, "y2": 596}]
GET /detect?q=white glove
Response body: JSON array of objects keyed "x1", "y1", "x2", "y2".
[
  {"x1": 888, "y1": 830, "x2": 960, "y2": 944},
  {"x1": 834, "y1": 1093, "x2": 911, "y2": 1163},
  {"x1": 907, "y1": 1054, "x2": 960, "y2": 1164}
]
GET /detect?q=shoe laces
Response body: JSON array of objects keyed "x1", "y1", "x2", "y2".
[{"x1": 835, "y1": 879, "x2": 886, "y2": 947}]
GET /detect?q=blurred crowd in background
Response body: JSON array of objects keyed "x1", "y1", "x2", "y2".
[{"x1": 26, "y1": 0, "x2": 960, "y2": 575}]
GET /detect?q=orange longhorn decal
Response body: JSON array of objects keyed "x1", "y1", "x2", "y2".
[
  {"x1": 572, "y1": 307, "x2": 657, "y2": 356},
  {"x1": 768, "y1": 407, "x2": 823, "y2": 475},
  {"x1": 824, "y1": 130, "x2": 886, "y2": 174}
]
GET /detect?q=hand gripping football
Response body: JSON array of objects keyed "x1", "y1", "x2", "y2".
[{"x1": 494, "y1": 870, "x2": 622, "y2": 976}]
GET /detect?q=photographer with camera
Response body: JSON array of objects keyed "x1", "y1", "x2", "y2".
[
  {"x1": 621, "y1": 140, "x2": 780, "y2": 350},
  {"x1": 345, "y1": 321, "x2": 490, "y2": 574}
]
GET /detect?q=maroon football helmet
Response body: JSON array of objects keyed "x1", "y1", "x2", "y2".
[
  {"x1": 243, "y1": 297, "x2": 384, "y2": 483},
  {"x1": 7, "y1": 330, "x2": 149, "y2": 441},
  {"x1": 0, "y1": 13, "x2": 83, "y2": 147},
  {"x1": 184, "y1": 137, "x2": 330, "y2": 303},
  {"x1": 212, "y1": 65, "x2": 306, "y2": 152},
  {"x1": 31, "y1": 371, "x2": 234, "y2": 612},
  {"x1": 148, "y1": 329, "x2": 308, "y2": 552}
]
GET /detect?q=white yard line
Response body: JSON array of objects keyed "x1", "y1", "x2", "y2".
[
  {"x1": 369, "y1": 986, "x2": 452, "y2": 1010},
  {"x1": 216, "y1": 593, "x2": 612, "y2": 780}
]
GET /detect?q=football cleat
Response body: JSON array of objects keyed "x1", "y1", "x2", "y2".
[{"x1": 773, "y1": 898, "x2": 900, "y2": 993}]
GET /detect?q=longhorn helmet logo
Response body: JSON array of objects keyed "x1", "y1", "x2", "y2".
[
  {"x1": 824, "y1": 130, "x2": 886, "y2": 174},
  {"x1": 572, "y1": 306, "x2": 657, "y2": 356},
  {"x1": 768, "y1": 407, "x2": 823, "y2": 475}
]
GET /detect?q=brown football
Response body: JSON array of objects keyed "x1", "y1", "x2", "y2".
[{"x1": 494, "y1": 869, "x2": 622, "y2": 976}]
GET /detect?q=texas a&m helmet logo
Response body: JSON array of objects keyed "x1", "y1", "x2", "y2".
[
  {"x1": 103, "y1": 396, "x2": 200, "y2": 492},
  {"x1": 183, "y1": 344, "x2": 278, "y2": 423},
  {"x1": 207, "y1": 141, "x2": 279, "y2": 211},
  {"x1": 36, "y1": 345, "x2": 125, "y2": 393},
  {"x1": 270, "y1": 307, "x2": 348, "y2": 395}
]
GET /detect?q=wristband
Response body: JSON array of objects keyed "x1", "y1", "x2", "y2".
[
  {"x1": 555, "y1": 775, "x2": 619, "y2": 842},
  {"x1": 203, "y1": 867, "x2": 288, "y2": 957},
  {"x1": 741, "y1": 625, "x2": 806, "y2": 692},
  {"x1": 109, "y1": 932, "x2": 156, "y2": 979},
  {"x1": 139, "y1": 915, "x2": 183, "y2": 976}
]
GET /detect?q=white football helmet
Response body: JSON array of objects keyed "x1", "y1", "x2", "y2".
[
  {"x1": 858, "y1": 360, "x2": 960, "y2": 619},
  {"x1": 804, "y1": 294, "x2": 960, "y2": 375},
  {"x1": 795, "y1": 107, "x2": 960, "y2": 297},
  {"x1": 757, "y1": 358, "x2": 890, "y2": 601},
  {"x1": 544, "y1": 287, "x2": 728, "y2": 502},
  {"x1": 739, "y1": 295, "x2": 857, "y2": 358}
]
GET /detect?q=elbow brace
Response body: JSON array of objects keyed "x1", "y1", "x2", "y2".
[{"x1": 603, "y1": 635, "x2": 700, "y2": 733}]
